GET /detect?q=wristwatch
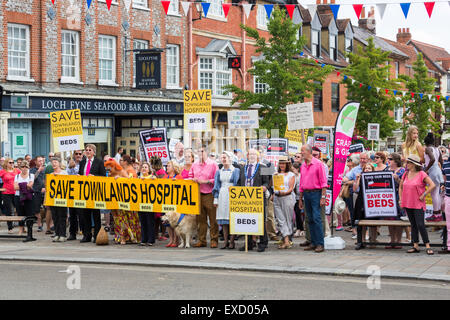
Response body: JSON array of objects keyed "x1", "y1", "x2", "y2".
[{"x1": 321, "y1": 195, "x2": 326, "y2": 199}]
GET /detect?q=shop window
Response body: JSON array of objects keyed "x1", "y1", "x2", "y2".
[
  {"x1": 165, "y1": 119, "x2": 170, "y2": 127},
  {"x1": 130, "y1": 133, "x2": 139, "y2": 137},
  {"x1": 122, "y1": 119, "x2": 131, "y2": 127},
  {"x1": 132, "y1": 119, "x2": 141, "y2": 127},
  {"x1": 97, "y1": 119, "x2": 105, "y2": 127},
  {"x1": 152, "y1": 119, "x2": 158, "y2": 127},
  {"x1": 83, "y1": 119, "x2": 89, "y2": 127},
  {"x1": 171, "y1": 119, "x2": 176, "y2": 127},
  {"x1": 142, "y1": 119, "x2": 151, "y2": 127},
  {"x1": 105, "y1": 119, "x2": 112, "y2": 127},
  {"x1": 88, "y1": 129, "x2": 95, "y2": 136},
  {"x1": 89, "y1": 119, "x2": 97, "y2": 127},
  {"x1": 159, "y1": 119, "x2": 164, "y2": 127},
  {"x1": 178, "y1": 120, "x2": 183, "y2": 126}
]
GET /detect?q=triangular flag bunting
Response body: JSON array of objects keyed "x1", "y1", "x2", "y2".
[
  {"x1": 181, "y1": 1, "x2": 190, "y2": 16},
  {"x1": 351, "y1": 79, "x2": 356, "y2": 84},
  {"x1": 424, "y1": 2, "x2": 435, "y2": 18},
  {"x1": 376, "y1": 87, "x2": 381, "y2": 93},
  {"x1": 87, "y1": 0, "x2": 93, "y2": 9},
  {"x1": 411, "y1": 92, "x2": 415, "y2": 98},
  {"x1": 393, "y1": 90, "x2": 397, "y2": 95},
  {"x1": 402, "y1": 91, "x2": 407, "y2": 97},
  {"x1": 353, "y1": 4, "x2": 363, "y2": 19},
  {"x1": 368, "y1": 85, "x2": 372, "y2": 91},
  {"x1": 428, "y1": 94, "x2": 432, "y2": 100},
  {"x1": 330, "y1": 4, "x2": 340, "y2": 20},
  {"x1": 106, "y1": 0, "x2": 112, "y2": 10},
  {"x1": 243, "y1": 4, "x2": 252, "y2": 19},
  {"x1": 124, "y1": 0, "x2": 132, "y2": 12},
  {"x1": 285, "y1": 5, "x2": 295, "y2": 20},
  {"x1": 51, "y1": 0, "x2": 55, "y2": 4},
  {"x1": 377, "y1": 3, "x2": 387, "y2": 20},
  {"x1": 400, "y1": 3, "x2": 411, "y2": 19},
  {"x1": 201, "y1": 2, "x2": 210, "y2": 17},
  {"x1": 437, "y1": 95, "x2": 440, "y2": 101},
  {"x1": 222, "y1": 3, "x2": 231, "y2": 18},
  {"x1": 337, "y1": 71, "x2": 340, "y2": 77},
  {"x1": 307, "y1": 4, "x2": 317, "y2": 20},
  {"x1": 161, "y1": 1, "x2": 171, "y2": 15},
  {"x1": 300, "y1": 51, "x2": 304, "y2": 56},
  {"x1": 264, "y1": 4, "x2": 274, "y2": 19},
  {"x1": 359, "y1": 83, "x2": 363, "y2": 88},
  {"x1": 446, "y1": 96, "x2": 449, "y2": 101},
  {"x1": 385, "y1": 89, "x2": 389, "y2": 94},
  {"x1": 419, "y1": 93, "x2": 424, "y2": 99},
  {"x1": 344, "y1": 75, "x2": 348, "y2": 80}
]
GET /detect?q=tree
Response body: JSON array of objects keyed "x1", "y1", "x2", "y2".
[
  {"x1": 224, "y1": 8, "x2": 333, "y2": 135},
  {"x1": 341, "y1": 37, "x2": 400, "y2": 147},
  {"x1": 399, "y1": 53, "x2": 442, "y2": 141}
]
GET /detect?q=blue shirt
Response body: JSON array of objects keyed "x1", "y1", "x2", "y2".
[
  {"x1": 345, "y1": 165, "x2": 363, "y2": 193},
  {"x1": 442, "y1": 160, "x2": 450, "y2": 197}
]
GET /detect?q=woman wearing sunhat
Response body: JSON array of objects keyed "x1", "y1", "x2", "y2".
[{"x1": 399, "y1": 154, "x2": 436, "y2": 255}]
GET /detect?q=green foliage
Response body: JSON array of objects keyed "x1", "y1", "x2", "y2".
[
  {"x1": 341, "y1": 37, "x2": 400, "y2": 148},
  {"x1": 398, "y1": 53, "x2": 442, "y2": 142},
  {"x1": 224, "y1": 8, "x2": 333, "y2": 135}
]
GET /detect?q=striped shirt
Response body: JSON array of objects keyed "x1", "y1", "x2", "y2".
[{"x1": 442, "y1": 160, "x2": 450, "y2": 197}]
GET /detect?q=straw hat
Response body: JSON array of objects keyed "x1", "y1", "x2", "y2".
[
  {"x1": 406, "y1": 154, "x2": 422, "y2": 166},
  {"x1": 334, "y1": 196, "x2": 346, "y2": 215},
  {"x1": 278, "y1": 155, "x2": 290, "y2": 163}
]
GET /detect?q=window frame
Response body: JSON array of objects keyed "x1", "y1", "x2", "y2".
[
  {"x1": 7, "y1": 23, "x2": 31, "y2": 81},
  {"x1": 257, "y1": 5, "x2": 269, "y2": 30},
  {"x1": 311, "y1": 29, "x2": 321, "y2": 58},
  {"x1": 329, "y1": 34, "x2": 337, "y2": 61},
  {"x1": 61, "y1": 30, "x2": 81, "y2": 84},
  {"x1": 132, "y1": 0, "x2": 148, "y2": 9},
  {"x1": 345, "y1": 36, "x2": 353, "y2": 62},
  {"x1": 313, "y1": 81, "x2": 323, "y2": 112},
  {"x1": 198, "y1": 56, "x2": 232, "y2": 98},
  {"x1": 204, "y1": 0, "x2": 224, "y2": 19},
  {"x1": 254, "y1": 76, "x2": 268, "y2": 94},
  {"x1": 331, "y1": 83, "x2": 340, "y2": 112},
  {"x1": 98, "y1": 35, "x2": 117, "y2": 86},
  {"x1": 166, "y1": 44, "x2": 180, "y2": 88}
]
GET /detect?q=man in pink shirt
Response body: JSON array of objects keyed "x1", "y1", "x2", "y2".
[
  {"x1": 189, "y1": 145, "x2": 219, "y2": 248},
  {"x1": 299, "y1": 145, "x2": 327, "y2": 253}
]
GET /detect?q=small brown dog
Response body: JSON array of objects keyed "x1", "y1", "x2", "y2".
[{"x1": 161, "y1": 211, "x2": 197, "y2": 248}]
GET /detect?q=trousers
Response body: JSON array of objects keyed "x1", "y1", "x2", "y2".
[
  {"x1": 69, "y1": 207, "x2": 84, "y2": 236},
  {"x1": 3, "y1": 194, "x2": 15, "y2": 230},
  {"x1": 444, "y1": 197, "x2": 450, "y2": 250},
  {"x1": 305, "y1": 202, "x2": 329, "y2": 242},
  {"x1": 197, "y1": 193, "x2": 218, "y2": 245},
  {"x1": 82, "y1": 208, "x2": 101, "y2": 240},
  {"x1": 14, "y1": 196, "x2": 33, "y2": 227},
  {"x1": 274, "y1": 195, "x2": 295, "y2": 238},
  {"x1": 266, "y1": 199, "x2": 277, "y2": 238},
  {"x1": 303, "y1": 191, "x2": 324, "y2": 247},
  {"x1": 139, "y1": 212, "x2": 155, "y2": 244},
  {"x1": 51, "y1": 206, "x2": 68, "y2": 237},
  {"x1": 406, "y1": 208, "x2": 430, "y2": 244}
]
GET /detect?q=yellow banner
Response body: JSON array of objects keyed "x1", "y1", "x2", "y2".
[
  {"x1": 50, "y1": 109, "x2": 84, "y2": 152},
  {"x1": 183, "y1": 89, "x2": 212, "y2": 132},
  {"x1": 273, "y1": 174, "x2": 285, "y2": 191},
  {"x1": 284, "y1": 129, "x2": 308, "y2": 143},
  {"x1": 229, "y1": 187, "x2": 264, "y2": 236},
  {"x1": 44, "y1": 175, "x2": 200, "y2": 215}
]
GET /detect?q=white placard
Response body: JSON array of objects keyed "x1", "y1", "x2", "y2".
[
  {"x1": 286, "y1": 102, "x2": 314, "y2": 130},
  {"x1": 185, "y1": 113, "x2": 209, "y2": 132},
  {"x1": 368, "y1": 123, "x2": 380, "y2": 141},
  {"x1": 228, "y1": 110, "x2": 259, "y2": 129},
  {"x1": 56, "y1": 135, "x2": 84, "y2": 152},
  {"x1": 230, "y1": 213, "x2": 262, "y2": 235}
]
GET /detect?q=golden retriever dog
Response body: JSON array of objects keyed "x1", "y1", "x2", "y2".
[{"x1": 160, "y1": 212, "x2": 197, "y2": 248}]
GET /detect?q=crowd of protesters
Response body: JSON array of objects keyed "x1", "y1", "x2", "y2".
[{"x1": 0, "y1": 127, "x2": 449, "y2": 255}]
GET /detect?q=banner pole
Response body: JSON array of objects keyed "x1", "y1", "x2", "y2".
[
  {"x1": 245, "y1": 235, "x2": 248, "y2": 253},
  {"x1": 372, "y1": 140, "x2": 374, "y2": 152}
]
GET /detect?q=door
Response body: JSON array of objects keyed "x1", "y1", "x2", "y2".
[
  {"x1": 8, "y1": 120, "x2": 32, "y2": 160},
  {"x1": 32, "y1": 120, "x2": 50, "y2": 158}
]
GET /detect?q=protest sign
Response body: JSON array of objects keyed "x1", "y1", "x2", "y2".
[
  {"x1": 228, "y1": 110, "x2": 259, "y2": 129},
  {"x1": 285, "y1": 129, "x2": 308, "y2": 154},
  {"x1": 44, "y1": 175, "x2": 200, "y2": 215},
  {"x1": 50, "y1": 109, "x2": 84, "y2": 152},
  {"x1": 183, "y1": 89, "x2": 212, "y2": 132},
  {"x1": 349, "y1": 143, "x2": 365, "y2": 154},
  {"x1": 229, "y1": 187, "x2": 264, "y2": 239},
  {"x1": 313, "y1": 132, "x2": 329, "y2": 156},
  {"x1": 273, "y1": 174, "x2": 284, "y2": 191},
  {"x1": 266, "y1": 138, "x2": 288, "y2": 155},
  {"x1": 425, "y1": 193, "x2": 434, "y2": 219},
  {"x1": 248, "y1": 139, "x2": 269, "y2": 151},
  {"x1": 139, "y1": 127, "x2": 170, "y2": 165},
  {"x1": 361, "y1": 172, "x2": 397, "y2": 218},
  {"x1": 286, "y1": 102, "x2": 314, "y2": 130},
  {"x1": 331, "y1": 102, "x2": 359, "y2": 231},
  {"x1": 368, "y1": 123, "x2": 380, "y2": 141}
]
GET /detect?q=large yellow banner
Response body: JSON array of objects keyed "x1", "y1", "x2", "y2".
[
  {"x1": 44, "y1": 175, "x2": 200, "y2": 215},
  {"x1": 229, "y1": 187, "x2": 264, "y2": 236},
  {"x1": 183, "y1": 89, "x2": 212, "y2": 132},
  {"x1": 50, "y1": 109, "x2": 84, "y2": 152}
]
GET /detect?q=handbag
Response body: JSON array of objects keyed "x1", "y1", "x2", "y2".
[
  {"x1": 96, "y1": 227, "x2": 109, "y2": 245},
  {"x1": 340, "y1": 183, "x2": 350, "y2": 198}
]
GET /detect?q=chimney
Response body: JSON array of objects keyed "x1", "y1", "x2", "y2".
[
  {"x1": 397, "y1": 27, "x2": 411, "y2": 44},
  {"x1": 358, "y1": 6, "x2": 376, "y2": 34},
  {"x1": 317, "y1": 0, "x2": 332, "y2": 15}
]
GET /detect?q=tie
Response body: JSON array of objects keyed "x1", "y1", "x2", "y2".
[
  {"x1": 86, "y1": 159, "x2": 91, "y2": 176},
  {"x1": 247, "y1": 164, "x2": 253, "y2": 186}
]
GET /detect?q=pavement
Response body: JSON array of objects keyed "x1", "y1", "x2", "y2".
[{"x1": 0, "y1": 223, "x2": 449, "y2": 283}]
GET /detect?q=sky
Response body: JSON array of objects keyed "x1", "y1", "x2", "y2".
[{"x1": 302, "y1": 0, "x2": 450, "y2": 53}]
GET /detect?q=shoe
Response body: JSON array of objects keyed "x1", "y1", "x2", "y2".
[
  {"x1": 58, "y1": 237, "x2": 67, "y2": 242},
  {"x1": 355, "y1": 243, "x2": 365, "y2": 250},
  {"x1": 52, "y1": 236, "x2": 60, "y2": 242},
  {"x1": 314, "y1": 245, "x2": 324, "y2": 253},
  {"x1": 37, "y1": 226, "x2": 43, "y2": 232},
  {"x1": 92, "y1": 238, "x2": 96, "y2": 243},
  {"x1": 220, "y1": 242, "x2": 229, "y2": 249},
  {"x1": 433, "y1": 215, "x2": 443, "y2": 222},
  {"x1": 159, "y1": 236, "x2": 168, "y2": 241},
  {"x1": 67, "y1": 235, "x2": 76, "y2": 241},
  {"x1": 407, "y1": 247, "x2": 420, "y2": 253},
  {"x1": 400, "y1": 216, "x2": 409, "y2": 221},
  {"x1": 299, "y1": 241, "x2": 311, "y2": 247},
  {"x1": 335, "y1": 226, "x2": 344, "y2": 231},
  {"x1": 344, "y1": 227, "x2": 353, "y2": 232},
  {"x1": 139, "y1": 242, "x2": 147, "y2": 246},
  {"x1": 165, "y1": 243, "x2": 172, "y2": 247},
  {"x1": 7, "y1": 229, "x2": 14, "y2": 235},
  {"x1": 257, "y1": 246, "x2": 265, "y2": 252},
  {"x1": 193, "y1": 242, "x2": 206, "y2": 248},
  {"x1": 303, "y1": 245, "x2": 317, "y2": 251},
  {"x1": 210, "y1": 242, "x2": 218, "y2": 248},
  {"x1": 23, "y1": 237, "x2": 37, "y2": 242},
  {"x1": 50, "y1": 226, "x2": 55, "y2": 231},
  {"x1": 148, "y1": 243, "x2": 153, "y2": 246},
  {"x1": 80, "y1": 237, "x2": 91, "y2": 243},
  {"x1": 299, "y1": 231, "x2": 305, "y2": 237},
  {"x1": 228, "y1": 243, "x2": 235, "y2": 250},
  {"x1": 426, "y1": 248, "x2": 434, "y2": 255},
  {"x1": 293, "y1": 230, "x2": 301, "y2": 238},
  {"x1": 438, "y1": 249, "x2": 450, "y2": 254},
  {"x1": 270, "y1": 236, "x2": 280, "y2": 241},
  {"x1": 169, "y1": 243, "x2": 178, "y2": 247},
  {"x1": 351, "y1": 234, "x2": 357, "y2": 239}
]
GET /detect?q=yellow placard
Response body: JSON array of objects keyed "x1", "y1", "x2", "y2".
[
  {"x1": 285, "y1": 129, "x2": 308, "y2": 154},
  {"x1": 229, "y1": 187, "x2": 264, "y2": 236},
  {"x1": 50, "y1": 109, "x2": 84, "y2": 152},
  {"x1": 273, "y1": 174, "x2": 285, "y2": 191},
  {"x1": 183, "y1": 89, "x2": 212, "y2": 132},
  {"x1": 44, "y1": 175, "x2": 200, "y2": 215}
]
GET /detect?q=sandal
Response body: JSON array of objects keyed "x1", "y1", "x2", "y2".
[
  {"x1": 228, "y1": 243, "x2": 235, "y2": 249},
  {"x1": 426, "y1": 248, "x2": 434, "y2": 255},
  {"x1": 407, "y1": 247, "x2": 420, "y2": 253},
  {"x1": 45, "y1": 230, "x2": 52, "y2": 235}
]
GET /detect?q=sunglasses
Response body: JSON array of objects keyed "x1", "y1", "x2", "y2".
[
  {"x1": 8, "y1": 161, "x2": 14, "y2": 164},
  {"x1": 74, "y1": 152, "x2": 82, "y2": 155},
  {"x1": 388, "y1": 158, "x2": 393, "y2": 160},
  {"x1": 374, "y1": 156, "x2": 380, "y2": 159}
]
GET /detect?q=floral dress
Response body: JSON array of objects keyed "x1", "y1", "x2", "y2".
[{"x1": 112, "y1": 173, "x2": 141, "y2": 244}]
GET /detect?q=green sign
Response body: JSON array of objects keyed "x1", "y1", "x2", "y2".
[{"x1": 16, "y1": 136, "x2": 24, "y2": 146}]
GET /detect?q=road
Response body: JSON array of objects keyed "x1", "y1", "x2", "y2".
[{"x1": 0, "y1": 261, "x2": 448, "y2": 300}]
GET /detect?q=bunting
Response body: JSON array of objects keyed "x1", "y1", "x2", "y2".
[
  {"x1": 87, "y1": 0, "x2": 93, "y2": 10},
  {"x1": 51, "y1": 0, "x2": 55, "y2": 4},
  {"x1": 106, "y1": 0, "x2": 112, "y2": 10},
  {"x1": 181, "y1": 1, "x2": 190, "y2": 16},
  {"x1": 264, "y1": 4, "x2": 274, "y2": 19},
  {"x1": 201, "y1": 2, "x2": 210, "y2": 18},
  {"x1": 161, "y1": 1, "x2": 170, "y2": 15},
  {"x1": 242, "y1": 4, "x2": 252, "y2": 19},
  {"x1": 400, "y1": 2, "x2": 411, "y2": 19},
  {"x1": 353, "y1": 4, "x2": 364, "y2": 19},
  {"x1": 330, "y1": 4, "x2": 340, "y2": 20},
  {"x1": 222, "y1": 3, "x2": 232, "y2": 18},
  {"x1": 424, "y1": 2, "x2": 435, "y2": 18},
  {"x1": 377, "y1": 3, "x2": 387, "y2": 20},
  {"x1": 285, "y1": 4, "x2": 295, "y2": 20}
]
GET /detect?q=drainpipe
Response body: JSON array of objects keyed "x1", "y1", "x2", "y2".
[
  {"x1": 188, "y1": 1, "x2": 193, "y2": 90},
  {"x1": 241, "y1": 2, "x2": 247, "y2": 90}
]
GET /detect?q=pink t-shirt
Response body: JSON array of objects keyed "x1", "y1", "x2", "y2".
[
  {"x1": 181, "y1": 169, "x2": 190, "y2": 179},
  {"x1": 299, "y1": 157, "x2": 327, "y2": 193},
  {"x1": 401, "y1": 171, "x2": 428, "y2": 211},
  {"x1": 0, "y1": 169, "x2": 21, "y2": 195}
]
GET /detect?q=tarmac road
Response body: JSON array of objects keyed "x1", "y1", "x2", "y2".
[{"x1": 0, "y1": 261, "x2": 448, "y2": 300}]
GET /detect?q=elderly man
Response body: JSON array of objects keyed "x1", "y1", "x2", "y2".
[
  {"x1": 238, "y1": 149, "x2": 271, "y2": 252},
  {"x1": 299, "y1": 145, "x2": 328, "y2": 253},
  {"x1": 174, "y1": 142, "x2": 185, "y2": 166},
  {"x1": 78, "y1": 144, "x2": 106, "y2": 243},
  {"x1": 189, "y1": 145, "x2": 219, "y2": 248}
]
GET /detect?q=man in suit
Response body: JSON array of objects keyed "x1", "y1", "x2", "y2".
[
  {"x1": 78, "y1": 144, "x2": 106, "y2": 243},
  {"x1": 239, "y1": 148, "x2": 271, "y2": 252}
]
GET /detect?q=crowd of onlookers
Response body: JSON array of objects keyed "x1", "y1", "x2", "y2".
[{"x1": 0, "y1": 126, "x2": 448, "y2": 255}]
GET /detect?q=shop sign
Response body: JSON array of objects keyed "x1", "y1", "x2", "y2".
[{"x1": 135, "y1": 52, "x2": 161, "y2": 89}]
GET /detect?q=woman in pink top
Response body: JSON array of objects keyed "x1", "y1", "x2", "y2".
[
  {"x1": 0, "y1": 158, "x2": 21, "y2": 233},
  {"x1": 399, "y1": 155, "x2": 435, "y2": 255},
  {"x1": 181, "y1": 149, "x2": 194, "y2": 179}
]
